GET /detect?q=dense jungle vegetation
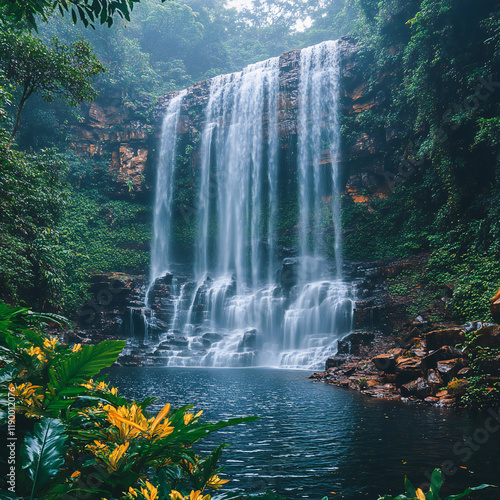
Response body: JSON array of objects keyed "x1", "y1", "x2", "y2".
[
  {"x1": 1, "y1": 1, "x2": 500, "y2": 499},
  {"x1": 0, "y1": 0, "x2": 498, "y2": 327}
]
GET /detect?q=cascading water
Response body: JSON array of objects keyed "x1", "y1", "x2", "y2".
[{"x1": 144, "y1": 40, "x2": 354, "y2": 368}]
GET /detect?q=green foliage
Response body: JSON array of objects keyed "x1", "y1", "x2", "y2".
[
  {"x1": 459, "y1": 330, "x2": 500, "y2": 409},
  {"x1": 0, "y1": 146, "x2": 69, "y2": 309},
  {"x1": 340, "y1": 0, "x2": 500, "y2": 323},
  {"x1": 20, "y1": 418, "x2": 67, "y2": 499},
  {"x1": 0, "y1": 30, "x2": 105, "y2": 146},
  {"x1": 0, "y1": 0, "x2": 171, "y2": 31},
  {"x1": 0, "y1": 302, "x2": 261, "y2": 500},
  {"x1": 378, "y1": 468, "x2": 494, "y2": 500}
]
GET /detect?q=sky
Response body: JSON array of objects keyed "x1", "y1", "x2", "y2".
[
  {"x1": 226, "y1": 0, "x2": 254, "y2": 10},
  {"x1": 224, "y1": 0, "x2": 313, "y2": 31}
]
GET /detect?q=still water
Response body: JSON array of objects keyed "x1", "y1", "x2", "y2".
[{"x1": 107, "y1": 367, "x2": 499, "y2": 499}]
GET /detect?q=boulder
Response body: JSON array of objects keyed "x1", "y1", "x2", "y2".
[
  {"x1": 395, "y1": 358, "x2": 423, "y2": 385},
  {"x1": 280, "y1": 258, "x2": 298, "y2": 288},
  {"x1": 447, "y1": 379, "x2": 469, "y2": 397},
  {"x1": 401, "y1": 377, "x2": 432, "y2": 398},
  {"x1": 203, "y1": 332, "x2": 223, "y2": 343},
  {"x1": 490, "y1": 287, "x2": 500, "y2": 323},
  {"x1": 458, "y1": 367, "x2": 473, "y2": 377},
  {"x1": 169, "y1": 336, "x2": 189, "y2": 347},
  {"x1": 425, "y1": 396, "x2": 439, "y2": 404},
  {"x1": 427, "y1": 369, "x2": 444, "y2": 389},
  {"x1": 325, "y1": 357, "x2": 347, "y2": 370},
  {"x1": 338, "y1": 331, "x2": 375, "y2": 355},
  {"x1": 469, "y1": 325, "x2": 500, "y2": 349},
  {"x1": 424, "y1": 328, "x2": 465, "y2": 350},
  {"x1": 372, "y1": 354, "x2": 396, "y2": 372},
  {"x1": 437, "y1": 358, "x2": 468, "y2": 382},
  {"x1": 240, "y1": 330, "x2": 259, "y2": 349},
  {"x1": 477, "y1": 355, "x2": 500, "y2": 374},
  {"x1": 421, "y1": 346, "x2": 464, "y2": 370}
]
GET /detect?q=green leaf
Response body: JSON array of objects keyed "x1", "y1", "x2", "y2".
[
  {"x1": 20, "y1": 418, "x2": 67, "y2": 498},
  {"x1": 428, "y1": 469, "x2": 443, "y2": 500},
  {"x1": 45, "y1": 340, "x2": 126, "y2": 411},
  {"x1": 404, "y1": 476, "x2": 417, "y2": 497},
  {"x1": 444, "y1": 484, "x2": 496, "y2": 500}
]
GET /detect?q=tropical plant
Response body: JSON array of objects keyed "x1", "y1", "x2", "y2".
[
  {"x1": 0, "y1": 302, "x2": 258, "y2": 499},
  {"x1": 378, "y1": 468, "x2": 494, "y2": 500}
]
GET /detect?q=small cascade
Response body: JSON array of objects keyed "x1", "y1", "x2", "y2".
[{"x1": 140, "y1": 41, "x2": 355, "y2": 369}]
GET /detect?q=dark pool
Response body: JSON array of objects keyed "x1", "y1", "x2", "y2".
[{"x1": 107, "y1": 367, "x2": 499, "y2": 499}]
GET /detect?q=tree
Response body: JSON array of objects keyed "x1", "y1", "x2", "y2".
[
  {"x1": 0, "y1": 30, "x2": 106, "y2": 149},
  {"x1": 0, "y1": 0, "x2": 170, "y2": 31}
]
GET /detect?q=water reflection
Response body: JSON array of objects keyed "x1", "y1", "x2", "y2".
[{"x1": 107, "y1": 367, "x2": 499, "y2": 499}]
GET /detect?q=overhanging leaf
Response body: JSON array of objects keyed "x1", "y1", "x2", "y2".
[{"x1": 45, "y1": 340, "x2": 126, "y2": 410}]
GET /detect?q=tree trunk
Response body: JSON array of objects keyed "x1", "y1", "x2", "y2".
[{"x1": 7, "y1": 85, "x2": 32, "y2": 151}]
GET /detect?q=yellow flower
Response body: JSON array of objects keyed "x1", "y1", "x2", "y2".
[
  {"x1": 189, "y1": 491, "x2": 210, "y2": 500},
  {"x1": 107, "y1": 442, "x2": 129, "y2": 471},
  {"x1": 72, "y1": 343, "x2": 82, "y2": 352},
  {"x1": 82, "y1": 379, "x2": 119, "y2": 397},
  {"x1": 416, "y1": 489, "x2": 426, "y2": 500},
  {"x1": 86, "y1": 440, "x2": 109, "y2": 456},
  {"x1": 169, "y1": 491, "x2": 184, "y2": 500},
  {"x1": 169, "y1": 491, "x2": 210, "y2": 500},
  {"x1": 106, "y1": 404, "x2": 149, "y2": 441},
  {"x1": 140, "y1": 481, "x2": 158, "y2": 500},
  {"x1": 26, "y1": 346, "x2": 47, "y2": 363},
  {"x1": 106, "y1": 402, "x2": 174, "y2": 442},
  {"x1": 207, "y1": 475, "x2": 229, "y2": 489},
  {"x1": 43, "y1": 336, "x2": 58, "y2": 351},
  {"x1": 11, "y1": 382, "x2": 43, "y2": 407},
  {"x1": 183, "y1": 410, "x2": 203, "y2": 425},
  {"x1": 128, "y1": 486, "x2": 138, "y2": 498}
]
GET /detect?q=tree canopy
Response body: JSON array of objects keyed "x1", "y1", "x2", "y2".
[
  {"x1": 0, "y1": 0, "x2": 170, "y2": 31},
  {"x1": 0, "y1": 30, "x2": 106, "y2": 147}
]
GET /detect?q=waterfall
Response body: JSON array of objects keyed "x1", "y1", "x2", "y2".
[
  {"x1": 195, "y1": 58, "x2": 280, "y2": 287},
  {"x1": 150, "y1": 90, "x2": 186, "y2": 285},
  {"x1": 145, "y1": 41, "x2": 354, "y2": 368}
]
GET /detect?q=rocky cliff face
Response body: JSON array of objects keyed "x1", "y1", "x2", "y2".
[
  {"x1": 70, "y1": 36, "x2": 389, "y2": 203},
  {"x1": 71, "y1": 38, "x2": 404, "y2": 341}
]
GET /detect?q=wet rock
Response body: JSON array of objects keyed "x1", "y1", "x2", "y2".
[
  {"x1": 365, "y1": 378, "x2": 380, "y2": 388},
  {"x1": 421, "y1": 346, "x2": 464, "y2": 370},
  {"x1": 338, "y1": 331, "x2": 375, "y2": 355},
  {"x1": 401, "y1": 377, "x2": 431, "y2": 398},
  {"x1": 395, "y1": 358, "x2": 423, "y2": 385},
  {"x1": 477, "y1": 355, "x2": 500, "y2": 374},
  {"x1": 203, "y1": 332, "x2": 223, "y2": 343},
  {"x1": 425, "y1": 328, "x2": 465, "y2": 350},
  {"x1": 425, "y1": 396, "x2": 439, "y2": 404},
  {"x1": 447, "y1": 379, "x2": 468, "y2": 397},
  {"x1": 437, "y1": 358, "x2": 468, "y2": 382},
  {"x1": 372, "y1": 353, "x2": 396, "y2": 372},
  {"x1": 325, "y1": 357, "x2": 347, "y2": 370},
  {"x1": 427, "y1": 369, "x2": 443, "y2": 388},
  {"x1": 239, "y1": 330, "x2": 259, "y2": 349},
  {"x1": 169, "y1": 336, "x2": 189, "y2": 347},
  {"x1": 117, "y1": 354, "x2": 142, "y2": 367},
  {"x1": 280, "y1": 258, "x2": 298, "y2": 288},
  {"x1": 458, "y1": 367, "x2": 473, "y2": 377},
  {"x1": 438, "y1": 396, "x2": 457, "y2": 407}
]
